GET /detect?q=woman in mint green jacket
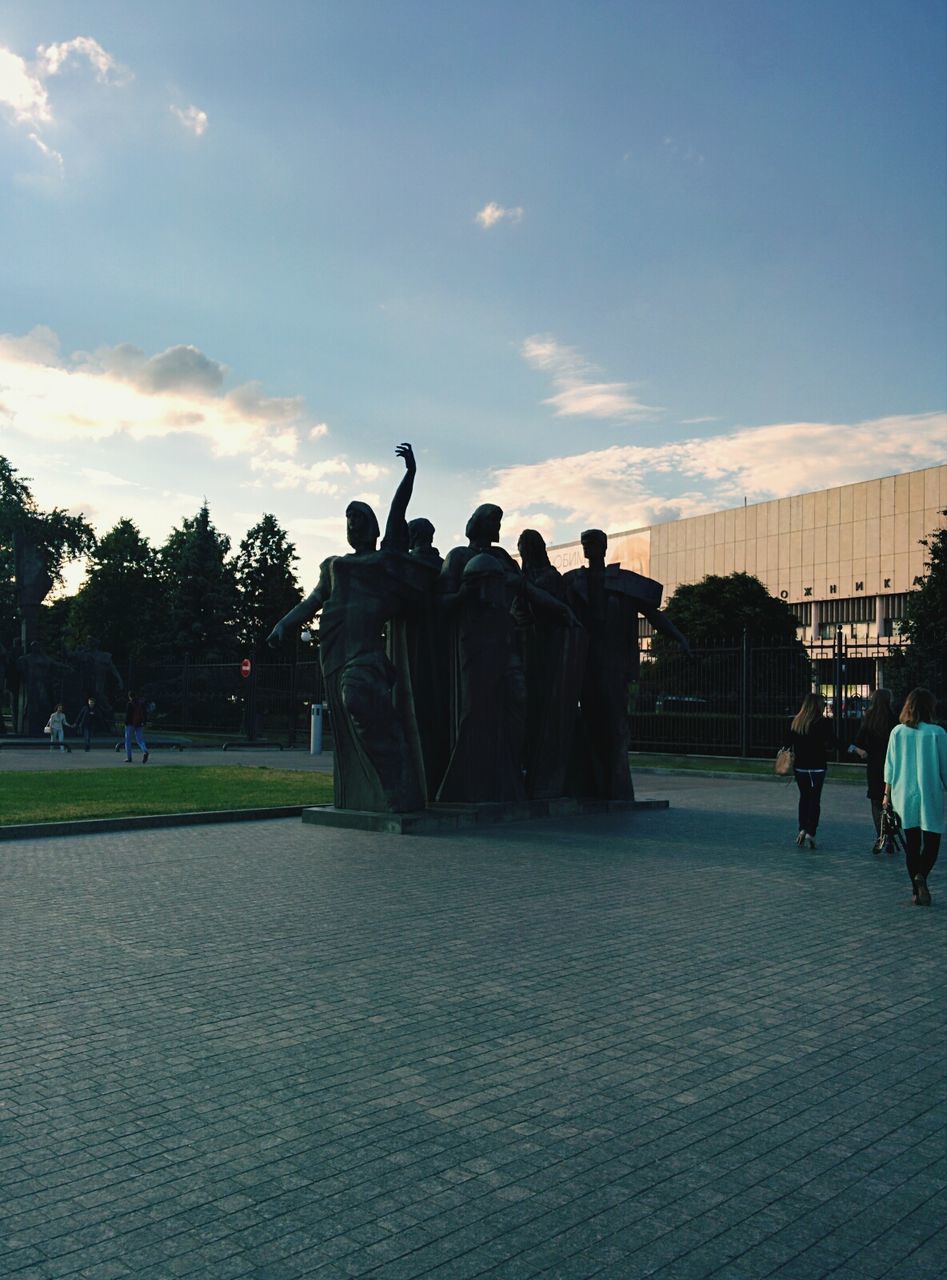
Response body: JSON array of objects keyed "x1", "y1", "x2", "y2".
[{"x1": 883, "y1": 688, "x2": 947, "y2": 906}]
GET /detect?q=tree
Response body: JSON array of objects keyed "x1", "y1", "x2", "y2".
[
  {"x1": 886, "y1": 510, "x2": 947, "y2": 706},
  {"x1": 647, "y1": 572, "x2": 810, "y2": 714},
  {"x1": 159, "y1": 503, "x2": 239, "y2": 661},
  {"x1": 0, "y1": 454, "x2": 95, "y2": 654},
  {"x1": 653, "y1": 572, "x2": 803, "y2": 649},
  {"x1": 68, "y1": 519, "x2": 165, "y2": 674},
  {"x1": 233, "y1": 514, "x2": 302, "y2": 655}
]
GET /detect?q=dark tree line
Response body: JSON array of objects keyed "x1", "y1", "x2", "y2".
[{"x1": 0, "y1": 455, "x2": 303, "y2": 679}]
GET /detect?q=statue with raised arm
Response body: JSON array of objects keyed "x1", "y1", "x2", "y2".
[
  {"x1": 267, "y1": 444, "x2": 433, "y2": 812},
  {"x1": 564, "y1": 528, "x2": 690, "y2": 800}
]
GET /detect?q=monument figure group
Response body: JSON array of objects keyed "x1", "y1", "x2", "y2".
[{"x1": 268, "y1": 444, "x2": 690, "y2": 813}]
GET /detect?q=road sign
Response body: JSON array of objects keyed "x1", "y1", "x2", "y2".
[{"x1": 240, "y1": 658, "x2": 252, "y2": 678}]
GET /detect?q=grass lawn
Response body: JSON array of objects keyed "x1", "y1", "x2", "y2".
[{"x1": 0, "y1": 766, "x2": 334, "y2": 825}]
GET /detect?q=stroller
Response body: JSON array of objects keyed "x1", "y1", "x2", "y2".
[{"x1": 873, "y1": 805, "x2": 906, "y2": 857}]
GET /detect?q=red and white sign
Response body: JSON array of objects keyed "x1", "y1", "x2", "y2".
[{"x1": 240, "y1": 658, "x2": 252, "y2": 678}]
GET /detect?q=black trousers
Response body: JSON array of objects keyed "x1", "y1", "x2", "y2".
[
  {"x1": 904, "y1": 828, "x2": 941, "y2": 887},
  {"x1": 794, "y1": 769, "x2": 826, "y2": 835}
]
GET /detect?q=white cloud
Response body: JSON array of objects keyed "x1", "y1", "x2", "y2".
[
  {"x1": 170, "y1": 103, "x2": 208, "y2": 137},
  {"x1": 522, "y1": 333, "x2": 660, "y2": 422},
  {"x1": 38, "y1": 37, "x2": 129, "y2": 84},
  {"x1": 0, "y1": 46, "x2": 51, "y2": 124},
  {"x1": 475, "y1": 201, "x2": 524, "y2": 229},
  {"x1": 481, "y1": 412, "x2": 947, "y2": 543},
  {"x1": 0, "y1": 36, "x2": 128, "y2": 169},
  {"x1": 80, "y1": 467, "x2": 141, "y2": 488},
  {"x1": 0, "y1": 326, "x2": 322, "y2": 460}
]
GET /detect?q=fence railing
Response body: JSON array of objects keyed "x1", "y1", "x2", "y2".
[
  {"x1": 5, "y1": 632, "x2": 928, "y2": 758},
  {"x1": 632, "y1": 632, "x2": 913, "y2": 759}
]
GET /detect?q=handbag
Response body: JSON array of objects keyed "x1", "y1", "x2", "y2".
[
  {"x1": 43, "y1": 723, "x2": 51, "y2": 735},
  {"x1": 873, "y1": 805, "x2": 905, "y2": 857},
  {"x1": 774, "y1": 745, "x2": 794, "y2": 775}
]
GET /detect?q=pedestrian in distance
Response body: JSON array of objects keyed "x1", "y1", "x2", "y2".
[
  {"x1": 852, "y1": 687, "x2": 897, "y2": 849},
  {"x1": 124, "y1": 691, "x2": 149, "y2": 764},
  {"x1": 45, "y1": 702, "x2": 73, "y2": 753},
  {"x1": 788, "y1": 692, "x2": 835, "y2": 849},
  {"x1": 75, "y1": 696, "x2": 99, "y2": 752},
  {"x1": 883, "y1": 687, "x2": 947, "y2": 907}
]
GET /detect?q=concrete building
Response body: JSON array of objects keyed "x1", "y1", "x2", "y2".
[{"x1": 546, "y1": 463, "x2": 947, "y2": 650}]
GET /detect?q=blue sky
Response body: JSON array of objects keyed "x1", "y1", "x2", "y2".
[{"x1": 1, "y1": 0, "x2": 944, "y2": 591}]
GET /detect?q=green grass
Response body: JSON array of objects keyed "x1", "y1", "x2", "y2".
[{"x1": 0, "y1": 766, "x2": 334, "y2": 826}]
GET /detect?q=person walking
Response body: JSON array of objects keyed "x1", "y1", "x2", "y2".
[
  {"x1": 124, "y1": 692, "x2": 149, "y2": 764},
  {"x1": 788, "y1": 692, "x2": 835, "y2": 849},
  {"x1": 45, "y1": 702, "x2": 73, "y2": 753},
  {"x1": 75, "y1": 696, "x2": 99, "y2": 752},
  {"x1": 852, "y1": 687, "x2": 897, "y2": 849},
  {"x1": 883, "y1": 687, "x2": 947, "y2": 906}
]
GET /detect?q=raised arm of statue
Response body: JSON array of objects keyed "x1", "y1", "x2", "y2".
[
  {"x1": 641, "y1": 604, "x2": 691, "y2": 655},
  {"x1": 267, "y1": 561, "x2": 331, "y2": 647},
  {"x1": 381, "y1": 443, "x2": 416, "y2": 552}
]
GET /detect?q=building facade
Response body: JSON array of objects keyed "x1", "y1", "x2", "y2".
[{"x1": 546, "y1": 464, "x2": 947, "y2": 648}]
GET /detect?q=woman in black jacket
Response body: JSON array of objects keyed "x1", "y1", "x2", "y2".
[
  {"x1": 789, "y1": 693, "x2": 835, "y2": 848},
  {"x1": 852, "y1": 687, "x2": 896, "y2": 849}
]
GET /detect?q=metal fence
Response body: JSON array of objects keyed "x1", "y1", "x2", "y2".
[
  {"x1": 631, "y1": 632, "x2": 913, "y2": 760},
  {"x1": 126, "y1": 655, "x2": 325, "y2": 745},
  {"x1": 7, "y1": 632, "x2": 926, "y2": 758}
]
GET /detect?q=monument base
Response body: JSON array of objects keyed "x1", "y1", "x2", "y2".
[{"x1": 300, "y1": 795, "x2": 669, "y2": 836}]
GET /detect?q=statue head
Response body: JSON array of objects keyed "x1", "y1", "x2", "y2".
[
  {"x1": 408, "y1": 517, "x2": 435, "y2": 553},
  {"x1": 465, "y1": 503, "x2": 502, "y2": 546},
  {"x1": 346, "y1": 501, "x2": 380, "y2": 552},
  {"x1": 462, "y1": 551, "x2": 505, "y2": 608},
  {"x1": 517, "y1": 529, "x2": 550, "y2": 571},
  {"x1": 580, "y1": 528, "x2": 608, "y2": 564}
]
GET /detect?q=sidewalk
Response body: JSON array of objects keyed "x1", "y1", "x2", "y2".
[{"x1": 0, "y1": 776, "x2": 943, "y2": 1279}]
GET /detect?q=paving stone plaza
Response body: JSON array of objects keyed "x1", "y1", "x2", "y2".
[{"x1": 1, "y1": 769, "x2": 944, "y2": 1279}]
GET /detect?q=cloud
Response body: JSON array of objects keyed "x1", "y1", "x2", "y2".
[
  {"x1": 521, "y1": 333, "x2": 660, "y2": 422},
  {"x1": 170, "y1": 103, "x2": 208, "y2": 137},
  {"x1": 1, "y1": 36, "x2": 128, "y2": 169},
  {"x1": 480, "y1": 412, "x2": 947, "y2": 542},
  {"x1": 80, "y1": 467, "x2": 142, "y2": 488},
  {"x1": 475, "y1": 201, "x2": 524, "y2": 229},
  {"x1": 681, "y1": 415, "x2": 719, "y2": 425},
  {"x1": 0, "y1": 325, "x2": 322, "y2": 460},
  {"x1": 0, "y1": 46, "x2": 51, "y2": 125},
  {"x1": 38, "y1": 37, "x2": 129, "y2": 84}
]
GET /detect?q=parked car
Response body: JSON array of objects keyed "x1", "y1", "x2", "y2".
[{"x1": 654, "y1": 695, "x2": 710, "y2": 714}]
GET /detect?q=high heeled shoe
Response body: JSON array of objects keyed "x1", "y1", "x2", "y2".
[{"x1": 806, "y1": 834, "x2": 817, "y2": 850}]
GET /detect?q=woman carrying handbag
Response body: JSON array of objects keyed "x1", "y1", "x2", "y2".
[
  {"x1": 788, "y1": 692, "x2": 835, "y2": 849},
  {"x1": 883, "y1": 687, "x2": 947, "y2": 906}
]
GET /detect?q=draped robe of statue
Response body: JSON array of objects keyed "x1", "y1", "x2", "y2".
[
  {"x1": 564, "y1": 563, "x2": 663, "y2": 801},
  {"x1": 436, "y1": 548, "x2": 527, "y2": 804},
  {"x1": 400, "y1": 523, "x2": 447, "y2": 801},
  {"x1": 316, "y1": 547, "x2": 432, "y2": 811},
  {"x1": 518, "y1": 532, "x2": 588, "y2": 800}
]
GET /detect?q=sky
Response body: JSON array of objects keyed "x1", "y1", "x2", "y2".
[{"x1": 1, "y1": 0, "x2": 945, "y2": 596}]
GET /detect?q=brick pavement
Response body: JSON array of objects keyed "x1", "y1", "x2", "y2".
[{"x1": 0, "y1": 775, "x2": 944, "y2": 1279}]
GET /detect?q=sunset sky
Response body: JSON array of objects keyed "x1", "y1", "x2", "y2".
[{"x1": 1, "y1": 0, "x2": 945, "y2": 594}]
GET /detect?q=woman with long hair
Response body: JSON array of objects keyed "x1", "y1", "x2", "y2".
[
  {"x1": 853, "y1": 688, "x2": 897, "y2": 847},
  {"x1": 788, "y1": 692, "x2": 835, "y2": 848},
  {"x1": 883, "y1": 688, "x2": 947, "y2": 906}
]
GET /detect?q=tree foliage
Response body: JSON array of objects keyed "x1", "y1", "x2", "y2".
[
  {"x1": 68, "y1": 519, "x2": 165, "y2": 674},
  {"x1": 233, "y1": 514, "x2": 302, "y2": 654},
  {"x1": 653, "y1": 572, "x2": 803, "y2": 651},
  {"x1": 647, "y1": 572, "x2": 810, "y2": 711},
  {"x1": 886, "y1": 511, "x2": 947, "y2": 707},
  {"x1": 159, "y1": 504, "x2": 240, "y2": 661},
  {"x1": 0, "y1": 455, "x2": 96, "y2": 652}
]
